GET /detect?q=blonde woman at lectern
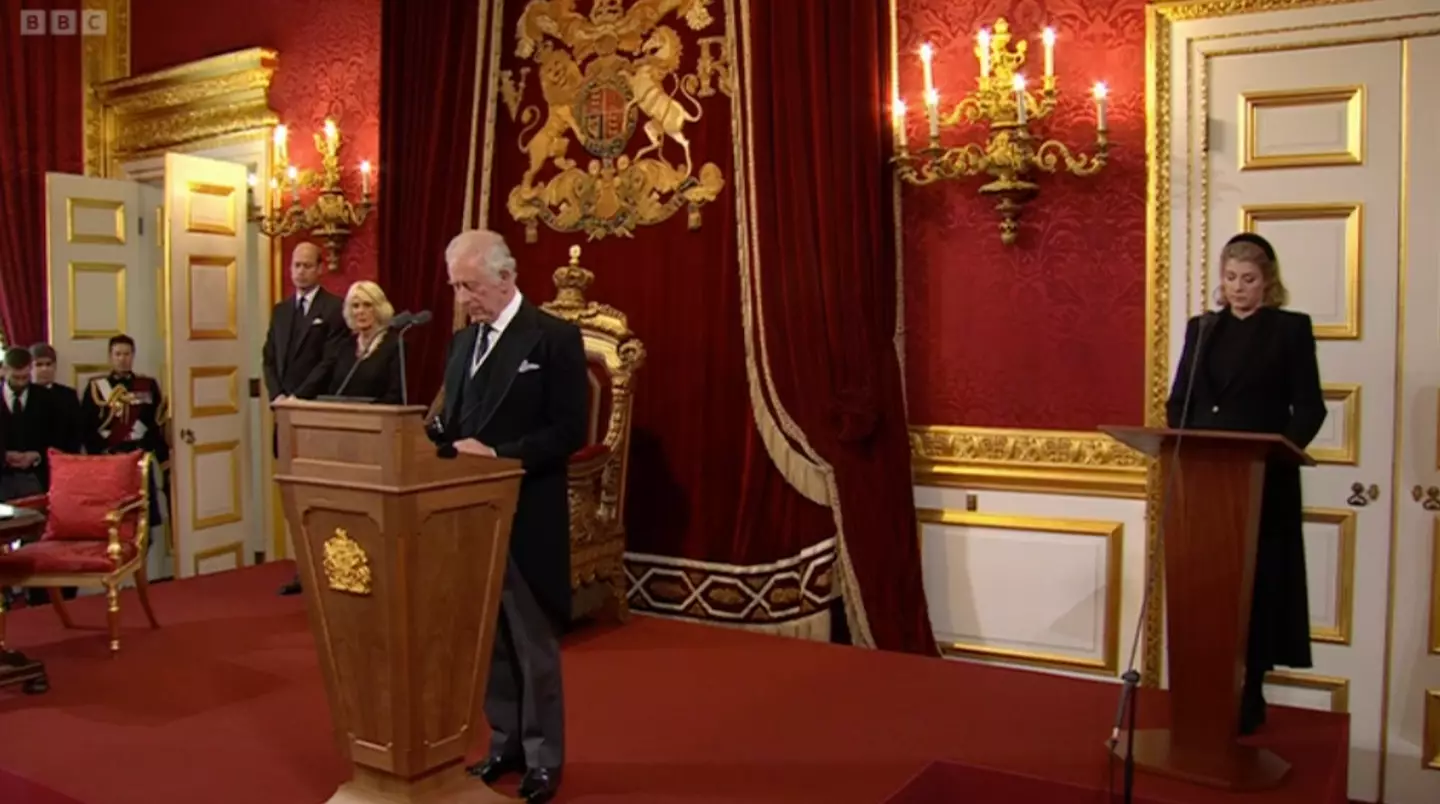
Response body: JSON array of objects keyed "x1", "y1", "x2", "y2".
[{"x1": 1165, "y1": 232, "x2": 1327, "y2": 735}]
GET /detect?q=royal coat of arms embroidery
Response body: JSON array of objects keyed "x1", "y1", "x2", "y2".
[{"x1": 502, "y1": 0, "x2": 732, "y2": 242}]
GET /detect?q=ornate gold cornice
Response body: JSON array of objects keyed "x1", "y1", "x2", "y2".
[
  {"x1": 81, "y1": 0, "x2": 130, "y2": 176},
  {"x1": 91, "y1": 47, "x2": 279, "y2": 177},
  {"x1": 909, "y1": 426, "x2": 1148, "y2": 499}
]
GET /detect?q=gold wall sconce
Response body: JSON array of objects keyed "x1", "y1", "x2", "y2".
[
  {"x1": 892, "y1": 18, "x2": 1109, "y2": 244},
  {"x1": 248, "y1": 119, "x2": 375, "y2": 272}
]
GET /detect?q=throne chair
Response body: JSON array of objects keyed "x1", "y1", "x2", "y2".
[
  {"x1": 542, "y1": 245, "x2": 645, "y2": 623},
  {"x1": 0, "y1": 450, "x2": 161, "y2": 655}
]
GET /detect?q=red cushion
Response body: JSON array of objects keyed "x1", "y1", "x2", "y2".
[
  {"x1": 43, "y1": 449, "x2": 144, "y2": 542},
  {"x1": 572, "y1": 443, "x2": 610, "y2": 464},
  {"x1": 0, "y1": 539, "x2": 140, "y2": 579}
]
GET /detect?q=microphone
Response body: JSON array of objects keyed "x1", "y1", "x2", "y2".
[
  {"x1": 1105, "y1": 307, "x2": 1221, "y2": 803},
  {"x1": 332, "y1": 346, "x2": 365, "y2": 397},
  {"x1": 392, "y1": 310, "x2": 432, "y2": 406}
]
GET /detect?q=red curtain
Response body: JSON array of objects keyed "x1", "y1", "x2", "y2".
[
  {"x1": 375, "y1": 0, "x2": 481, "y2": 403},
  {"x1": 481, "y1": 0, "x2": 834, "y2": 618},
  {"x1": 0, "y1": 0, "x2": 83, "y2": 345},
  {"x1": 740, "y1": 0, "x2": 936, "y2": 653}
]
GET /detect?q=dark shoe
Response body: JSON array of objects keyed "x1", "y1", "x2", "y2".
[
  {"x1": 518, "y1": 767, "x2": 561, "y2": 803},
  {"x1": 1239, "y1": 691, "x2": 1267, "y2": 735},
  {"x1": 466, "y1": 753, "x2": 524, "y2": 785},
  {"x1": 278, "y1": 577, "x2": 302, "y2": 596}
]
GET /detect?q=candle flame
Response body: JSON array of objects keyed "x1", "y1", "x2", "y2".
[
  {"x1": 919, "y1": 42, "x2": 933, "y2": 61},
  {"x1": 1042, "y1": 28, "x2": 1056, "y2": 46},
  {"x1": 247, "y1": 173, "x2": 257, "y2": 187},
  {"x1": 924, "y1": 88, "x2": 939, "y2": 106},
  {"x1": 893, "y1": 100, "x2": 907, "y2": 120},
  {"x1": 1093, "y1": 82, "x2": 1108, "y2": 99},
  {"x1": 286, "y1": 165, "x2": 298, "y2": 179},
  {"x1": 324, "y1": 119, "x2": 337, "y2": 137},
  {"x1": 273, "y1": 125, "x2": 287, "y2": 143},
  {"x1": 360, "y1": 160, "x2": 372, "y2": 174},
  {"x1": 1013, "y1": 74, "x2": 1026, "y2": 91}
]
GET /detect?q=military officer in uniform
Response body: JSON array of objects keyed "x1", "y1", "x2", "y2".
[{"x1": 80, "y1": 334, "x2": 169, "y2": 526}]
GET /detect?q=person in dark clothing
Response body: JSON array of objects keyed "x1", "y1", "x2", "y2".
[
  {"x1": 28, "y1": 343, "x2": 83, "y2": 454},
  {"x1": 1166, "y1": 232, "x2": 1327, "y2": 735},
  {"x1": 313, "y1": 281, "x2": 404, "y2": 404},
  {"x1": 443, "y1": 230, "x2": 586, "y2": 804},
  {"x1": 262, "y1": 242, "x2": 347, "y2": 596},
  {"x1": 79, "y1": 335, "x2": 169, "y2": 528},
  {"x1": 0, "y1": 348, "x2": 60, "y2": 500}
]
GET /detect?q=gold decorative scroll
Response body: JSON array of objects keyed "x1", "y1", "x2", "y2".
[
  {"x1": 323, "y1": 527, "x2": 373, "y2": 596},
  {"x1": 81, "y1": 0, "x2": 131, "y2": 177},
  {"x1": 504, "y1": 0, "x2": 730, "y2": 243},
  {"x1": 92, "y1": 48, "x2": 280, "y2": 178}
]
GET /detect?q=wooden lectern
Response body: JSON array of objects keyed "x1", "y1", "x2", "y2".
[
  {"x1": 274, "y1": 400, "x2": 524, "y2": 804},
  {"x1": 1100, "y1": 426, "x2": 1312, "y2": 791}
]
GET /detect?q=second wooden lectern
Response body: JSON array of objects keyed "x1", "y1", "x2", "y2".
[
  {"x1": 275, "y1": 400, "x2": 524, "y2": 804},
  {"x1": 1101, "y1": 426, "x2": 1311, "y2": 791}
]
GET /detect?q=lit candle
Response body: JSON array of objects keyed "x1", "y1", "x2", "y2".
[
  {"x1": 1093, "y1": 82, "x2": 1108, "y2": 130},
  {"x1": 919, "y1": 43, "x2": 935, "y2": 100},
  {"x1": 287, "y1": 165, "x2": 300, "y2": 203},
  {"x1": 273, "y1": 125, "x2": 288, "y2": 166},
  {"x1": 978, "y1": 29, "x2": 991, "y2": 77},
  {"x1": 924, "y1": 89, "x2": 940, "y2": 141},
  {"x1": 360, "y1": 160, "x2": 372, "y2": 195},
  {"x1": 1013, "y1": 75, "x2": 1027, "y2": 125},
  {"x1": 324, "y1": 119, "x2": 338, "y2": 148},
  {"x1": 892, "y1": 100, "x2": 908, "y2": 150},
  {"x1": 1042, "y1": 28, "x2": 1056, "y2": 77},
  {"x1": 247, "y1": 172, "x2": 257, "y2": 188}
]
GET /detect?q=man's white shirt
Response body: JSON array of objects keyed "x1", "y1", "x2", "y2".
[{"x1": 470, "y1": 291, "x2": 524, "y2": 377}]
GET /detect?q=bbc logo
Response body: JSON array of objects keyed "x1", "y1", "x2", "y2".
[{"x1": 20, "y1": 10, "x2": 108, "y2": 36}]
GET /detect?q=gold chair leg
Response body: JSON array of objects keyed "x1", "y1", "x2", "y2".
[{"x1": 105, "y1": 582, "x2": 121, "y2": 656}]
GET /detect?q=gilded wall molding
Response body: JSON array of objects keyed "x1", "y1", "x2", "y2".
[
  {"x1": 82, "y1": 0, "x2": 131, "y2": 176},
  {"x1": 910, "y1": 426, "x2": 1149, "y2": 499},
  {"x1": 91, "y1": 48, "x2": 279, "y2": 178}
]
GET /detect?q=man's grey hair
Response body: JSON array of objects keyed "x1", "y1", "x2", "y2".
[{"x1": 446, "y1": 229, "x2": 517, "y2": 280}]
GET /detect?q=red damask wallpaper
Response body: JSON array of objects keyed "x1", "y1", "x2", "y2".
[
  {"x1": 897, "y1": 0, "x2": 1147, "y2": 430},
  {"x1": 131, "y1": 0, "x2": 381, "y2": 294}
]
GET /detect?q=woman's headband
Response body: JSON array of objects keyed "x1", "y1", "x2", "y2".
[{"x1": 1224, "y1": 232, "x2": 1277, "y2": 264}]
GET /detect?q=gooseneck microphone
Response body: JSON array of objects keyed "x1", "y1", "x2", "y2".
[
  {"x1": 1106, "y1": 308, "x2": 1220, "y2": 804},
  {"x1": 393, "y1": 309, "x2": 433, "y2": 406}
]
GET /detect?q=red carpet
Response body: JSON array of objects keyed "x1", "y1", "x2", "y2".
[{"x1": 0, "y1": 562, "x2": 1346, "y2": 803}]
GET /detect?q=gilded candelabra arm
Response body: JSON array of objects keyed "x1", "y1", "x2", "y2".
[
  {"x1": 893, "y1": 142, "x2": 989, "y2": 186},
  {"x1": 939, "y1": 93, "x2": 987, "y2": 127},
  {"x1": 1028, "y1": 131, "x2": 1110, "y2": 178}
]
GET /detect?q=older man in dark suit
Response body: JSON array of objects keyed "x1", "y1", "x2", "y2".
[
  {"x1": 439, "y1": 230, "x2": 586, "y2": 804},
  {"x1": 262, "y1": 242, "x2": 347, "y2": 595}
]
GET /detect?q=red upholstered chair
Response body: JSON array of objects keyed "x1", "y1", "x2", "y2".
[
  {"x1": 0, "y1": 449, "x2": 160, "y2": 655},
  {"x1": 541, "y1": 246, "x2": 645, "y2": 623}
]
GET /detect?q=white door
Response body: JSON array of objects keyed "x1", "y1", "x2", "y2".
[
  {"x1": 44, "y1": 173, "x2": 163, "y2": 390},
  {"x1": 163, "y1": 153, "x2": 253, "y2": 579},
  {"x1": 1385, "y1": 33, "x2": 1440, "y2": 804},
  {"x1": 1208, "y1": 42, "x2": 1403, "y2": 801}
]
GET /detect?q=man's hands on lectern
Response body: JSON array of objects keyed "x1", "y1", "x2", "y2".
[
  {"x1": 453, "y1": 438, "x2": 496, "y2": 458},
  {"x1": 271, "y1": 394, "x2": 291, "y2": 407}
]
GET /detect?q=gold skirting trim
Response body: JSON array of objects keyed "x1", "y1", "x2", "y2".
[
  {"x1": 910, "y1": 425, "x2": 1149, "y2": 498},
  {"x1": 624, "y1": 538, "x2": 837, "y2": 640}
]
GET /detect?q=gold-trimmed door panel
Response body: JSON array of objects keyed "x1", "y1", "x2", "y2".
[
  {"x1": 44, "y1": 173, "x2": 164, "y2": 392},
  {"x1": 164, "y1": 153, "x2": 252, "y2": 579},
  {"x1": 1387, "y1": 32, "x2": 1440, "y2": 804}
]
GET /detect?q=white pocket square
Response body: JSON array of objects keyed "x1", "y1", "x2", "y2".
[
  {"x1": 518, "y1": 360, "x2": 542, "y2": 373},
  {"x1": 312, "y1": 317, "x2": 324, "y2": 325}
]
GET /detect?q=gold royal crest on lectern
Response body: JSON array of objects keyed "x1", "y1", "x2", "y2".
[
  {"x1": 323, "y1": 528, "x2": 373, "y2": 596},
  {"x1": 502, "y1": 0, "x2": 731, "y2": 242}
]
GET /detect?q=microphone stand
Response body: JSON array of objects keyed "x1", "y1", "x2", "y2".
[
  {"x1": 1105, "y1": 312, "x2": 1217, "y2": 804},
  {"x1": 397, "y1": 323, "x2": 414, "y2": 405}
]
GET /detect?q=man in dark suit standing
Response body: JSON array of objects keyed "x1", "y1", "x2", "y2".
[
  {"x1": 262, "y1": 241, "x2": 348, "y2": 595},
  {"x1": 0, "y1": 347, "x2": 58, "y2": 500},
  {"x1": 442, "y1": 230, "x2": 586, "y2": 804},
  {"x1": 28, "y1": 344, "x2": 82, "y2": 454}
]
